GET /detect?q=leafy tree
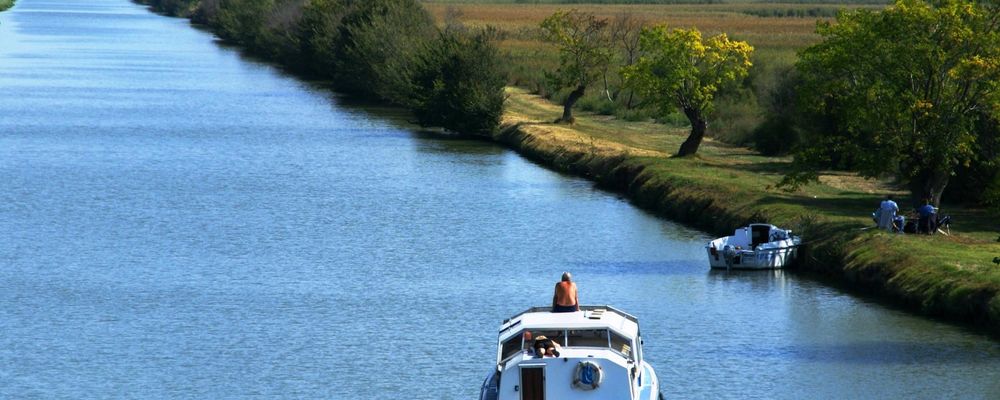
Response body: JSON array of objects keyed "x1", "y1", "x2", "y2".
[
  {"x1": 296, "y1": 0, "x2": 348, "y2": 78},
  {"x1": 784, "y1": 0, "x2": 1000, "y2": 206},
  {"x1": 214, "y1": 0, "x2": 275, "y2": 50},
  {"x1": 335, "y1": 0, "x2": 436, "y2": 104},
  {"x1": 623, "y1": 26, "x2": 753, "y2": 156},
  {"x1": 412, "y1": 27, "x2": 507, "y2": 136},
  {"x1": 539, "y1": 10, "x2": 612, "y2": 124},
  {"x1": 608, "y1": 11, "x2": 647, "y2": 109}
]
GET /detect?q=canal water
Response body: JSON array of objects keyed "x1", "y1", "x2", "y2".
[{"x1": 1, "y1": 1, "x2": 997, "y2": 398}]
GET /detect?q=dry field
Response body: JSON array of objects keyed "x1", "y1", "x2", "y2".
[{"x1": 423, "y1": 2, "x2": 882, "y2": 51}]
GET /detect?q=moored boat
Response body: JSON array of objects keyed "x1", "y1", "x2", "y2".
[
  {"x1": 480, "y1": 306, "x2": 662, "y2": 400},
  {"x1": 705, "y1": 223, "x2": 801, "y2": 270}
]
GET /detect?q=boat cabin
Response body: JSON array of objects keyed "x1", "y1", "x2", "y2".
[
  {"x1": 482, "y1": 306, "x2": 659, "y2": 400},
  {"x1": 720, "y1": 223, "x2": 790, "y2": 249}
]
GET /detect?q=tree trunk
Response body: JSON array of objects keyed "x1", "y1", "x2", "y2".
[
  {"x1": 558, "y1": 85, "x2": 586, "y2": 124},
  {"x1": 677, "y1": 106, "x2": 707, "y2": 156},
  {"x1": 909, "y1": 168, "x2": 950, "y2": 207}
]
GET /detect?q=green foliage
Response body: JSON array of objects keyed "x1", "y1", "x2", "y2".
[
  {"x1": 214, "y1": 0, "x2": 275, "y2": 48},
  {"x1": 712, "y1": 93, "x2": 762, "y2": 145},
  {"x1": 944, "y1": 115, "x2": 1000, "y2": 206},
  {"x1": 539, "y1": 10, "x2": 612, "y2": 90},
  {"x1": 141, "y1": 0, "x2": 199, "y2": 16},
  {"x1": 296, "y1": 0, "x2": 347, "y2": 78},
  {"x1": 335, "y1": 0, "x2": 436, "y2": 103},
  {"x1": 623, "y1": 25, "x2": 753, "y2": 155},
  {"x1": 412, "y1": 27, "x2": 508, "y2": 136},
  {"x1": 786, "y1": 0, "x2": 1000, "y2": 205},
  {"x1": 539, "y1": 10, "x2": 615, "y2": 122},
  {"x1": 751, "y1": 56, "x2": 801, "y2": 155},
  {"x1": 625, "y1": 26, "x2": 753, "y2": 117}
]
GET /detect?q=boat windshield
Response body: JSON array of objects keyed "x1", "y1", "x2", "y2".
[
  {"x1": 566, "y1": 329, "x2": 608, "y2": 347},
  {"x1": 500, "y1": 328, "x2": 633, "y2": 362}
]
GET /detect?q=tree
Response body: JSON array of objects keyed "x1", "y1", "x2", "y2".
[
  {"x1": 412, "y1": 27, "x2": 507, "y2": 136},
  {"x1": 608, "y1": 11, "x2": 647, "y2": 109},
  {"x1": 296, "y1": 0, "x2": 348, "y2": 78},
  {"x1": 334, "y1": 0, "x2": 436, "y2": 103},
  {"x1": 623, "y1": 26, "x2": 753, "y2": 156},
  {"x1": 539, "y1": 10, "x2": 612, "y2": 124},
  {"x1": 784, "y1": 0, "x2": 1000, "y2": 206}
]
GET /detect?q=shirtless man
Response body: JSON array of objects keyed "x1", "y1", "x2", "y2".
[{"x1": 552, "y1": 272, "x2": 579, "y2": 313}]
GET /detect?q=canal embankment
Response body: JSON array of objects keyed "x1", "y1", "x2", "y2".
[{"x1": 495, "y1": 88, "x2": 1000, "y2": 336}]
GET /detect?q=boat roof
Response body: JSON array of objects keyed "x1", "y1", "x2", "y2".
[{"x1": 498, "y1": 306, "x2": 640, "y2": 342}]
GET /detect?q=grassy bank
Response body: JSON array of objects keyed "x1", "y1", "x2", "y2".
[
  {"x1": 497, "y1": 87, "x2": 1000, "y2": 336},
  {"x1": 1, "y1": 0, "x2": 14, "y2": 12}
]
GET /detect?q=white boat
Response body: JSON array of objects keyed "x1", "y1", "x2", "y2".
[
  {"x1": 705, "y1": 223, "x2": 801, "y2": 270},
  {"x1": 480, "y1": 306, "x2": 662, "y2": 400}
]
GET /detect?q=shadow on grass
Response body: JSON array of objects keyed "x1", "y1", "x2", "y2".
[
  {"x1": 755, "y1": 193, "x2": 881, "y2": 222},
  {"x1": 739, "y1": 161, "x2": 794, "y2": 175}
]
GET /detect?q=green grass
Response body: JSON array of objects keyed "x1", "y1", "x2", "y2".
[
  {"x1": 500, "y1": 86, "x2": 1000, "y2": 335},
  {"x1": 0, "y1": 0, "x2": 14, "y2": 12}
]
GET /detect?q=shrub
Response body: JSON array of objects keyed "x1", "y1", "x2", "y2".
[
  {"x1": 412, "y1": 27, "x2": 508, "y2": 136},
  {"x1": 334, "y1": 0, "x2": 436, "y2": 103},
  {"x1": 750, "y1": 53, "x2": 801, "y2": 155},
  {"x1": 296, "y1": 0, "x2": 348, "y2": 78}
]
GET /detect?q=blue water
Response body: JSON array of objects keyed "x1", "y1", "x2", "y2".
[{"x1": 1, "y1": 1, "x2": 998, "y2": 398}]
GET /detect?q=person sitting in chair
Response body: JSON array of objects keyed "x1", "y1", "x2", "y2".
[{"x1": 877, "y1": 195, "x2": 900, "y2": 232}]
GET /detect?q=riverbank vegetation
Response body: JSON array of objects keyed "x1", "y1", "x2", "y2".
[
  {"x1": 140, "y1": 0, "x2": 507, "y2": 136},
  {"x1": 1, "y1": 0, "x2": 14, "y2": 12}
]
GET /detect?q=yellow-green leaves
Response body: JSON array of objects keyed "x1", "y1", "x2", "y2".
[
  {"x1": 623, "y1": 25, "x2": 752, "y2": 155},
  {"x1": 626, "y1": 25, "x2": 752, "y2": 115}
]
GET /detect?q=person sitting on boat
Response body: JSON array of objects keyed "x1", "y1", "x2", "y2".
[
  {"x1": 552, "y1": 272, "x2": 580, "y2": 313},
  {"x1": 530, "y1": 334, "x2": 561, "y2": 358},
  {"x1": 917, "y1": 198, "x2": 937, "y2": 234}
]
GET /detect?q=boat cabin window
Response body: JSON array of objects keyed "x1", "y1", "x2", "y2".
[
  {"x1": 501, "y1": 329, "x2": 634, "y2": 360},
  {"x1": 529, "y1": 330, "x2": 565, "y2": 346},
  {"x1": 751, "y1": 225, "x2": 770, "y2": 248},
  {"x1": 500, "y1": 331, "x2": 524, "y2": 361},
  {"x1": 566, "y1": 329, "x2": 610, "y2": 347},
  {"x1": 610, "y1": 331, "x2": 633, "y2": 359}
]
